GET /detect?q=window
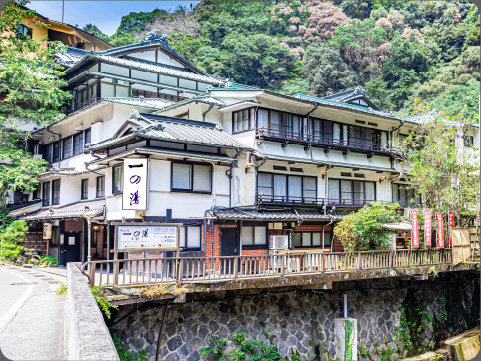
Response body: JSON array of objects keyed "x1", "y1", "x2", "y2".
[
  {"x1": 84, "y1": 129, "x2": 91, "y2": 147},
  {"x1": 179, "y1": 226, "x2": 201, "y2": 250},
  {"x1": 392, "y1": 184, "x2": 421, "y2": 207},
  {"x1": 241, "y1": 226, "x2": 267, "y2": 246},
  {"x1": 311, "y1": 118, "x2": 334, "y2": 143},
  {"x1": 62, "y1": 137, "x2": 73, "y2": 159},
  {"x1": 42, "y1": 182, "x2": 50, "y2": 207},
  {"x1": 51, "y1": 179, "x2": 60, "y2": 205},
  {"x1": 257, "y1": 172, "x2": 317, "y2": 204},
  {"x1": 44, "y1": 144, "x2": 53, "y2": 163},
  {"x1": 268, "y1": 110, "x2": 303, "y2": 137},
  {"x1": 73, "y1": 133, "x2": 84, "y2": 155},
  {"x1": 233, "y1": 108, "x2": 256, "y2": 133},
  {"x1": 112, "y1": 165, "x2": 122, "y2": 194},
  {"x1": 52, "y1": 142, "x2": 60, "y2": 163},
  {"x1": 81, "y1": 179, "x2": 89, "y2": 200},
  {"x1": 17, "y1": 24, "x2": 32, "y2": 39},
  {"x1": 328, "y1": 179, "x2": 375, "y2": 206},
  {"x1": 292, "y1": 231, "x2": 331, "y2": 248},
  {"x1": 464, "y1": 135, "x2": 474, "y2": 147},
  {"x1": 96, "y1": 176, "x2": 105, "y2": 198},
  {"x1": 171, "y1": 162, "x2": 212, "y2": 193},
  {"x1": 33, "y1": 183, "x2": 40, "y2": 200}
]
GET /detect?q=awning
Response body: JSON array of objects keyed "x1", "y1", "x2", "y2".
[
  {"x1": 19, "y1": 199, "x2": 105, "y2": 221},
  {"x1": 382, "y1": 222, "x2": 412, "y2": 231},
  {"x1": 8, "y1": 200, "x2": 41, "y2": 217},
  {"x1": 212, "y1": 207, "x2": 343, "y2": 222}
]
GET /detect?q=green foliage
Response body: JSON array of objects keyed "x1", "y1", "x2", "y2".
[
  {"x1": 0, "y1": 220, "x2": 29, "y2": 261},
  {"x1": 83, "y1": 24, "x2": 108, "y2": 40},
  {"x1": 112, "y1": 332, "x2": 132, "y2": 361},
  {"x1": 202, "y1": 332, "x2": 305, "y2": 361},
  {"x1": 135, "y1": 349, "x2": 148, "y2": 361},
  {"x1": 56, "y1": 282, "x2": 67, "y2": 295},
  {"x1": 334, "y1": 202, "x2": 402, "y2": 251},
  {"x1": 0, "y1": 2, "x2": 70, "y2": 204},
  {"x1": 91, "y1": 286, "x2": 118, "y2": 319},
  {"x1": 39, "y1": 255, "x2": 59, "y2": 267}
]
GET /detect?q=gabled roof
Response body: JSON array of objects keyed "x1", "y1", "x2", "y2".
[
  {"x1": 321, "y1": 86, "x2": 379, "y2": 110},
  {"x1": 89, "y1": 112, "x2": 251, "y2": 151}
]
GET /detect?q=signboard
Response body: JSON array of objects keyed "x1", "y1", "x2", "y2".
[
  {"x1": 411, "y1": 210, "x2": 419, "y2": 248},
  {"x1": 423, "y1": 209, "x2": 432, "y2": 247},
  {"x1": 448, "y1": 211, "x2": 454, "y2": 247},
  {"x1": 118, "y1": 224, "x2": 179, "y2": 251},
  {"x1": 122, "y1": 158, "x2": 148, "y2": 210},
  {"x1": 68, "y1": 237, "x2": 75, "y2": 245},
  {"x1": 43, "y1": 223, "x2": 52, "y2": 240},
  {"x1": 436, "y1": 213, "x2": 444, "y2": 249}
]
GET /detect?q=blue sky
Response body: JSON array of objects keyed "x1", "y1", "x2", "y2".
[{"x1": 27, "y1": 1, "x2": 200, "y2": 36}]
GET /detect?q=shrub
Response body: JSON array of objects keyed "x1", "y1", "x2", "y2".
[
  {"x1": 0, "y1": 220, "x2": 29, "y2": 261},
  {"x1": 39, "y1": 255, "x2": 59, "y2": 267}
]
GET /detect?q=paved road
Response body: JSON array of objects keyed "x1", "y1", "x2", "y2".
[{"x1": 0, "y1": 265, "x2": 66, "y2": 361}]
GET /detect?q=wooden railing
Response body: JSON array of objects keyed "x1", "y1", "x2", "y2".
[{"x1": 81, "y1": 249, "x2": 452, "y2": 288}]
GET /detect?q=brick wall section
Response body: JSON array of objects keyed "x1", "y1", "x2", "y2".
[{"x1": 65, "y1": 219, "x2": 83, "y2": 232}]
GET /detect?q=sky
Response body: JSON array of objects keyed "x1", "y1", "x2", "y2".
[{"x1": 27, "y1": 1, "x2": 200, "y2": 36}]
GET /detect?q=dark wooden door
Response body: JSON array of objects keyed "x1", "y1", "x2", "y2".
[
  {"x1": 220, "y1": 228, "x2": 239, "y2": 274},
  {"x1": 63, "y1": 232, "x2": 81, "y2": 265}
]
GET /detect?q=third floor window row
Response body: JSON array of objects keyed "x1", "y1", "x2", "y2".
[
  {"x1": 233, "y1": 107, "x2": 389, "y2": 150},
  {"x1": 42, "y1": 129, "x2": 91, "y2": 163}
]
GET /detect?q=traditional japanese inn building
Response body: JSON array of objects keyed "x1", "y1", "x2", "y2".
[{"x1": 8, "y1": 31, "x2": 480, "y2": 266}]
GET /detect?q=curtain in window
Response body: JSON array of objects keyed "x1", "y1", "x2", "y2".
[
  {"x1": 241, "y1": 226, "x2": 254, "y2": 245},
  {"x1": 179, "y1": 227, "x2": 186, "y2": 248},
  {"x1": 381, "y1": 131, "x2": 388, "y2": 149},
  {"x1": 392, "y1": 184, "x2": 399, "y2": 203},
  {"x1": 312, "y1": 232, "x2": 321, "y2": 246},
  {"x1": 258, "y1": 173, "x2": 273, "y2": 200},
  {"x1": 302, "y1": 233, "x2": 311, "y2": 246},
  {"x1": 273, "y1": 175, "x2": 287, "y2": 201},
  {"x1": 187, "y1": 227, "x2": 201, "y2": 248},
  {"x1": 292, "y1": 233, "x2": 301, "y2": 247},
  {"x1": 328, "y1": 179, "x2": 340, "y2": 202},
  {"x1": 323, "y1": 232, "x2": 332, "y2": 247},
  {"x1": 292, "y1": 115, "x2": 301, "y2": 136},
  {"x1": 353, "y1": 181, "x2": 365, "y2": 204},
  {"x1": 288, "y1": 176, "x2": 302, "y2": 202},
  {"x1": 193, "y1": 164, "x2": 211, "y2": 192},
  {"x1": 254, "y1": 227, "x2": 266, "y2": 245},
  {"x1": 270, "y1": 111, "x2": 280, "y2": 132},
  {"x1": 172, "y1": 163, "x2": 191, "y2": 189},
  {"x1": 312, "y1": 119, "x2": 321, "y2": 141},
  {"x1": 303, "y1": 177, "x2": 316, "y2": 202},
  {"x1": 333, "y1": 123, "x2": 341, "y2": 145},
  {"x1": 362, "y1": 128, "x2": 372, "y2": 148},
  {"x1": 365, "y1": 182, "x2": 375, "y2": 202},
  {"x1": 341, "y1": 180, "x2": 353, "y2": 204},
  {"x1": 258, "y1": 109, "x2": 269, "y2": 129}
]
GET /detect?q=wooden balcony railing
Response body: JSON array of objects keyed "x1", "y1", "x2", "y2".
[
  {"x1": 257, "y1": 194, "x2": 324, "y2": 207},
  {"x1": 64, "y1": 97, "x2": 102, "y2": 117},
  {"x1": 256, "y1": 128, "x2": 399, "y2": 154},
  {"x1": 81, "y1": 249, "x2": 452, "y2": 287}
]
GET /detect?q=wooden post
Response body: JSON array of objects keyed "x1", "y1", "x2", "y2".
[
  {"x1": 281, "y1": 255, "x2": 286, "y2": 276},
  {"x1": 234, "y1": 257, "x2": 238, "y2": 279},
  {"x1": 321, "y1": 253, "x2": 325, "y2": 273},
  {"x1": 177, "y1": 258, "x2": 183, "y2": 283}
]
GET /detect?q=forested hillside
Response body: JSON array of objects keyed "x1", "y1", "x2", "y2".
[{"x1": 84, "y1": 1, "x2": 480, "y2": 117}]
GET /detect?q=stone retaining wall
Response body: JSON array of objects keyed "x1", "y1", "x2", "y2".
[
  {"x1": 110, "y1": 271, "x2": 480, "y2": 361},
  {"x1": 66, "y1": 263, "x2": 119, "y2": 361}
]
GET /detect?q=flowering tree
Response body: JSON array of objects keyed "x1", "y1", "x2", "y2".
[{"x1": 396, "y1": 103, "x2": 480, "y2": 226}]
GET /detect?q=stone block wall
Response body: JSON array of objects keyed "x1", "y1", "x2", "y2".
[{"x1": 109, "y1": 271, "x2": 479, "y2": 361}]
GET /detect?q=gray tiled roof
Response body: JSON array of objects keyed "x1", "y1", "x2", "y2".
[
  {"x1": 19, "y1": 199, "x2": 105, "y2": 221},
  {"x1": 213, "y1": 207, "x2": 342, "y2": 221}
]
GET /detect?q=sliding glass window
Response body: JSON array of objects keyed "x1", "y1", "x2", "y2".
[
  {"x1": 328, "y1": 179, "x2": 375, "y2": 206},
  {"x1": 257, "y1": 172, "x2": 317, "y2": 204}
]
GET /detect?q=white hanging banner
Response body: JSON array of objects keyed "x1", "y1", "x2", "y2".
[
  {"x1": 43, "y1": 223, "x2": 52, "y2": 240},
  {"x1": 123, "y1": 158, "x2": 148, "y2": 210}
]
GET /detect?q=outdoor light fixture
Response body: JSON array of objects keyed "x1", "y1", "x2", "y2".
[
  {"x1": 245, "y1": 162, "x2": 254, "y2": 173},
  {"x1": 48, "y1": 136, "x2": 55, "y2": 142},
  {"x1": 74, "y1": 124, "x2": 84, "y2": 131},
  {"x1": 322, "y1": 169, "x2": 328, "y2": 179},
  {"x1": 379, "y1": 175, "x2": 386, "y2": 183}
]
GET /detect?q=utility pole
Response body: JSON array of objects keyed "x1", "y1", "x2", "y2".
[{"x1": 62, "y1": 0, "x2": 65, "y2": 23}]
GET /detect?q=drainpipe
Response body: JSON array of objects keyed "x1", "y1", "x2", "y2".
[
  {"x1": 322, "y1": 218, "x2": 334, "y2": 250},
  {"x1": 306, "y1": 102, "x2": 318, "y2": 161},
  {"x1": 202, "y1": 102, "x2": 215, "y2": 122},
  {"x1": 253, "y1": 155, "x2": 267, "y2": 206},
  {"x1": 84, "y1": 151, "x2": 104, "y2": 175},
  {"x1": 227, "y1": 148, "x2": 242, "y2": 207},
  {"x1": 155, "y1": 300, "x2": 170, "y2": 361}
]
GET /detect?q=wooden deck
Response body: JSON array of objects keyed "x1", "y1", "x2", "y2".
[{"x1": 81, "y1": 249, "x2": 453, "y2": 288}]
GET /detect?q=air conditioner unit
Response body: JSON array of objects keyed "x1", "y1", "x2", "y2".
[
  {"x1": 269, "y1": 235, "x2": 289, "y2": 250},
  {"x1": 32, "y1": 154, "x2": 43, "y2": 159}
]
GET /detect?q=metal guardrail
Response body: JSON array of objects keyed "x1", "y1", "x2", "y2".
[
  {"x1": 64, "y1": 97, "x2": 102, "y2": 117},
  {"x1": 81, "y1": 249, "x2": 452, "y2": 287}
]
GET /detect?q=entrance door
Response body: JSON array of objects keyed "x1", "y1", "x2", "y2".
[
  {"x1": 220, "y1": 228, "x2": 239, "y2": 275},
  {"x1": 63, "y1": 232, "x2": 81, "y2": 265}
]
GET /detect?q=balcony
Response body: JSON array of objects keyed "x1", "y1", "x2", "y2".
[
  {"x1": 63, "y1": 97, "x2": 102, "y2": 117},
  {"x1": 257, "y1": 128, "x2": 398, "y2": 156},
  {"x1": 257, "y1": 194, "x2": 324, "y2": 207}
]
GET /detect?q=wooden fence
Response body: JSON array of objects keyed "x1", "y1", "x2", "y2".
[{"x1": 81, "y1": 249, "x2": 452, "y2": 287}]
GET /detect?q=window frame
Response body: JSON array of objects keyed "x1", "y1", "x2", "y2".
[
  {"x1": 42, "y1": 181, "x2": 50, "y2": 207},
  {"x1": 96, "y1": 176, "x2": 105, "y2": 198},
  {"x1": 328, "y1": 178, "x2": 376, "y2": 205},
  {"x1": 17, "y1": 24, "x2": 32, "y2": 39},
  {"x1": 257, "y1": 171, "x2": 318, "y2": 204},
  {"x1": 240, "y1": 225, "x2": 268, "y2": 249},
  {"x1": 170, "y1": 161, "x2": 212, "y2": 194},
  {"x1": 51, "y1": 179, "x2": 60, "y2": 206},
  {"x1": 73, "y1": 133, "x2": 84, "y2": 156},
  {"x1": 292, "y1": 231, "x2": 331, "y2": 249},
  {"x1": 84, "y1": 128, "x2": 91, "y2": 147},
  {"x1": 81, "y1": 179, "x2": 89, "y2": 200},
  {"x1": 112, "y1": 165, "x2": 123, "y2": 194},
  {"x1": 232, "y1": 107, "x2": 256, "y2": 134},
  {"x1": 179, "y1": 226, "x2": 202, "y2": 251}
]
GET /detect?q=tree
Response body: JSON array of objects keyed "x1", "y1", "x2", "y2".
[
  {"x1": 0, "y1": 2, "x2": 70, "y2": 203},
  {"x1": 83, "y1": 24, "x2": 108, "y2": 40},
  {"x1": 396, "y1": 104, "x2": 480, "y2": 226},
  {"x1": 333, "y1": 202, "x2": 402, "y2": 251},
  {"x1": 302, "y1": 43, "x2": 359, "y2": 96},
  {"x1": 0, "y1": 220, "x2": 29, "y2": 261}
]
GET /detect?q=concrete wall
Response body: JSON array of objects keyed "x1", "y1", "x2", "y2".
[
  {"x1": 66, "y1": 263, "x2": 119, "y2": 361},
  {"x1": 109, "y1": 271, "x2": 480, "y2": 361}
]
